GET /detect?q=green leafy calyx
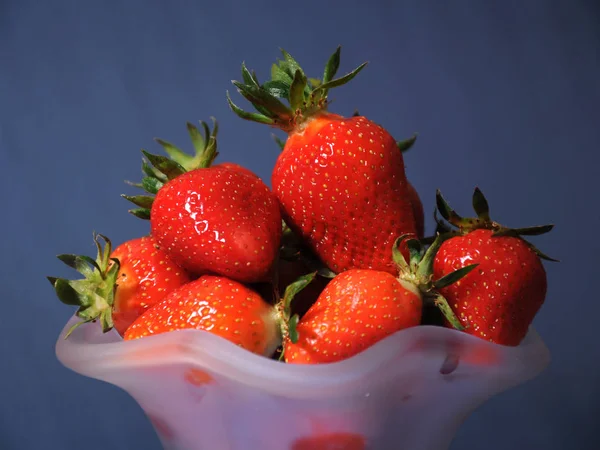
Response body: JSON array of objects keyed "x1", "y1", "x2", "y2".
[
  {"x1": 434, "y1": 188, "x2": 557, "y2": 262},
  {"x1": 227, "y1": 46, "x2": 368, "y2": 133},
  {"x1": 123, "y1": 118, "x2": 219, "y2": 219},
  {"x1": 47, "y1": 233, "x2": 120, "y2": 338},
  {"x1": 393, "y1": 234, "x2": 478, "y2": 330},
  {"x1": 275, "y1": 272, "x2": 317, "y2": 360}
]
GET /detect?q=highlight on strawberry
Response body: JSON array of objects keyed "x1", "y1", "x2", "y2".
[
  {"x1": 47, "y1": 233, "x2": 190, "y2": 337},
  {"x1": 123, "y1": 118, "x2": 283, "y2": 284},
  {"x1": 124, "y1": 275, "x2": 281, "y2": 357},
  {"x1": 432, "y1": 187, "x2": 557, "y2": 346},
  {"x1": 277, "y1": 235, "x2": 478, "y2": 364},
  {"x1": 227, "y1": 47, "x2": 419, "y2": 277}
]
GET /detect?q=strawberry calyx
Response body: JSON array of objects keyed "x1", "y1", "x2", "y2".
[
  {"x1": 434, "y1": 188, "x2": 558, "y2": 262},
  {"x1": 397, "y1": 134, "x2": 418, "y2": 153},
  {"x1": 47, "y1": 233, "x2": 120, "y2": 338},
  {"x1": 122, "y1": 118, "x2": 219, "y2": 219},
  {"x1": 392, "y1": 234, "x2": 479, "y2": 330},
  {"x1": 227, "y1": 46, "x2": 367, "y2": 133},
  {"x1": 275, "y1": 272, "x2": 318, "y2": 359}
]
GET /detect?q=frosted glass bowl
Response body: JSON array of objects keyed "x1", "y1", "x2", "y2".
[{"x1": 56, "y1": 314, "x2": 550, "y2": 450}]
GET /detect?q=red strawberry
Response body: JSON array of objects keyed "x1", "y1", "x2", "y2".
[
  {"x1": 110, "y1": 235, "x2": 190, "y2": 335},
  {"x1": 228, "y1": 47, "x2": 418, "y2": 276},
  {"x1": 279, "y1": 236, "x2": 476, "y2": 364},
  {"x1": 284, "y1": 269, "x2": 421, "y2": 364},
  {"x1": 47, "y1": 233, "x2": 188, "y2": 336},
  {"x1": 122, "y1": 119, "x2": 282, "y2": 283},
  {"x1": 273, "y1": 130, "x2": 425, "y2": 239},
  {"x1": 432, "y1": 188, "x2": 556, "y2": 346},
  {"x1": 124, "y1": 275, "x2": 281, "y2": 357},
  {"x1": 151, "y1": 167, "x2": 281, "y2": 282}
]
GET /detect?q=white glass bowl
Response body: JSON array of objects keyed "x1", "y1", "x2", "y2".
[{"x1": 56, "y1": 315, "x2": 550, "y2": 450}]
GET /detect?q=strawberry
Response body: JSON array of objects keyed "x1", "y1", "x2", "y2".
[
  {"x1": 278, "y1": 236, "x2": 476, "y2": 364},
  {"x1": 47, "y1": 233, "x2": 188, "y2": 336},
  {"x1": 124, "y1": 275, "x2": 281, "y2": 357},
  {"x1": 432, "y1": 188, "x2": 556, "y2": 346},
  {"x1": 349, "y1": 110, "x2": 424, "y2": 239},
  {"x1": 151, "y1": 168, "x2": 281, "y2": 283},
  {"x1": 227, "y1": 47, "x2": 418, "y2": 276},
  {"x1": 110, "y1": 235, "x2": 191, "y2": 335},
  {"x1": 273, "y1": 130, "x2": 424, "y2": 239},
  {"x1": 122, "y1": 119, "x2": 282, "y2": 283}
]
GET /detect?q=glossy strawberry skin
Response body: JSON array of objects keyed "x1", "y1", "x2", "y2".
[
  {"x1": 110, "y1": 236, "x2": 190, "y2": 336},
  {"x1": 150, "y1": 167, "x2": 282, "y2": 283},
  {"x1": 433, "y1": 228, "x2": 547, "y2": 346},
  {"x1": 284, "y1": 269, "x2": 422, "y2": 364},
  {"x1": 124, "y1": 275, "x2": 280, "y2": 356},
  {"x1": 272, "y1": 113, "x2": 418, "y2": 276}
]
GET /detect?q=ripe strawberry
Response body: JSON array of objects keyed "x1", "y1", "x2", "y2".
[
  {"x1": 124, "y1": 275, "x2": 281, "y2": 357},
  {"x1": 151, "y1": 168, "x2": 281, "y2": 283},
  {"x1": 279, "y1": 236, "x2": 477, "y2": 364},
  {"x1": 350, "y1": 111, "x2": 424, "y2": 239},
  {"x1": 47, "y1": 233, "x2": 188, "y2": 336},
  {"x1": 432, "y1": 188, "x2": 556, "y2": 346},
  {"x1": 110, "y1": 235, "x2": 190, "y2": 335},
  {"x1": 273, "y1": 130, "x2": 425, "y2": 239},
  {"x1": 122, "y1": 119, "x2": 282, "y2": 283},
  {"x1": 228, "y1": 47, "x2": 418, "y2": 276}
]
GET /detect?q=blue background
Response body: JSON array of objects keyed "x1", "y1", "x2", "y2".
[{"x1": 1, "y1": 0, "x2": 598, "y2": 449}]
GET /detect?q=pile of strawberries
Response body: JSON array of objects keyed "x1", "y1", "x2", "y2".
[{"x1": 49, "y1": 47, "x2": 555, "y2": 364}]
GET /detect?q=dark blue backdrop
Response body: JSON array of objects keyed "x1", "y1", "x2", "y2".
[{"x1": 1, "y1": 0, "x2": 598, "y2": 449}]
